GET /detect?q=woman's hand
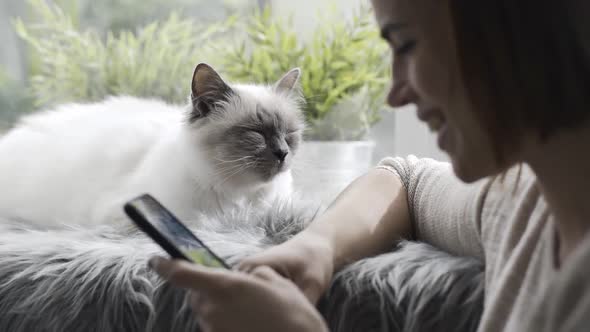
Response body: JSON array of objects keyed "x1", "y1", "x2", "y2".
[
  {"x1": 149, "y1": 257, "x2": 329, "y2": 332},
  {"x1": 237, "y1": 232, "x2": 335, "y2": 304}
]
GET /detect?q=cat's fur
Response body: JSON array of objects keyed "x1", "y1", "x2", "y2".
[{"x1": 0, "y1": 64, "x2": 305, "y2": 228}]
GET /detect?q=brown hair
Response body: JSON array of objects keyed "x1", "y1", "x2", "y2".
[{"x1": 449, "y1": 1, "x2": 590, "y2": 162}]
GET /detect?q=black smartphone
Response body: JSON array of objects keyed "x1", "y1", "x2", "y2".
[{"x1": 124, "y1": 194, "x2": 231, "y2": 269}]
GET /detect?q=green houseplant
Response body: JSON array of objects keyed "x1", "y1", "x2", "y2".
[
  {"x1": 221, "y1": 5, "x2": 391, "y2": 141},
  {"x1": 14, "y1": 0, "x2": 237, "y2": 108},
  {"x1": 15, "y1": 1, "x2": 389, "y2": 137}
]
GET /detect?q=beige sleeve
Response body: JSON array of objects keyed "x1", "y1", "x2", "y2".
[{"x1": 377, "y1": 156, "x2": 486, "y2": 259}]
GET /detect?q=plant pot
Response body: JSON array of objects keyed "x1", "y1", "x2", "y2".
[{"x1": 293, "y1": 140, "x2": 376, "y2": 205}]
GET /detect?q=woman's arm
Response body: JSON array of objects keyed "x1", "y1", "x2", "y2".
[
  {"x1": 300, "y1": 167, "x2": 413, "y2": 270},
  {"x1": 295, "y1": 155, "x2": 485, "y2": 270},
  {"x1": 240, "y1": 155, "x2": 487, "y2": 303}
]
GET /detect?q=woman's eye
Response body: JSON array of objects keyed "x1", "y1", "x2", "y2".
[{"x1": 394, "y1": 40, "x2": 417, "y2": 56}]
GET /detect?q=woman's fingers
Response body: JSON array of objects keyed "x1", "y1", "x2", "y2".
[
  {"x1": 235, "y1": 260, "x2": 255, "y2": 273},
  {"x1": 150, "y1": 256, "x2": 324, "y2": 306},
  {"x1": 150, "y1": 256, "x2": 327, "y2": 332},
  {"x1": 149, "y1": 256, "x2": 235, "y2": 294},
  {"x1": 250, "y1": 265, "x2": 284, "y2": 282}
]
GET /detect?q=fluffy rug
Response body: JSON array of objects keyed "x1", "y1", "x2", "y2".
[{"x1": 0, "y1": 201, "x2": 483, "y2": 332}]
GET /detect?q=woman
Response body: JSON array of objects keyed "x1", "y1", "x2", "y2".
[{"x1": 149, "y1": 0, "x2": 590, "y2": 331}]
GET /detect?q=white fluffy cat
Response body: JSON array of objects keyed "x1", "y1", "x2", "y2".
[{"x1": 0, "y1": 64, "x2": 305, "y2": 228}]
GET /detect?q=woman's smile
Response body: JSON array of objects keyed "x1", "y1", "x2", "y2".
[{"x1": 417, "y1": 107, "x2": 449, "y2": 150}]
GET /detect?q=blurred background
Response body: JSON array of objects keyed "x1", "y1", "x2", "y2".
[
  {"x1": 0, "y1": 0, "x2": 446, "y2": 201},
  {"x1": 0, "y1": 0, "x2": 446, "y2": 160}
]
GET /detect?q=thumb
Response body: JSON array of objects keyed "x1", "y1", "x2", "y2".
[
  {"x1": 149, "y1": 256, "x2": 233, "y2": 293},
  {"x1": 237, "y1": 256, "x2": 292, "y2": 279}
]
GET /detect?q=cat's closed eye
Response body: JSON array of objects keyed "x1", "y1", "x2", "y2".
[
  {"x1": 284, "y1": 132, "x2": 301, "y2": 148},
  {"x1": 244, "y1": 131, "x2": 266, "y2": 145}
]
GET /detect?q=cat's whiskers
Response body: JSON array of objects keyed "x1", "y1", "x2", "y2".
[
  {"x1": 212, "y1": 157, "x2": 257, "y2": 175},
  {"x1": 216, "y1": 159, "x2": 260, "y2": 186},
  {"x1": 212, "y1": 159, "x2": 257, "y2": 179},
  {"x1": 213, "y1": 155, "x2": 254, "y2": 164}
]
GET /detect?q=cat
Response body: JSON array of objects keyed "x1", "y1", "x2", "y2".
[{"x1": 0, "y1": 63, "x2": 305, "y2": 228}]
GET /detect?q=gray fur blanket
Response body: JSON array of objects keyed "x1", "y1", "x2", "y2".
[{"x1": 0, "y1": 201, "x2": 484, "y2": 332}]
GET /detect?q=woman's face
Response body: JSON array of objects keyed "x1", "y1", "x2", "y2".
[{"x1": 371, "y1": 0, "x2": 507, "y2": 182}]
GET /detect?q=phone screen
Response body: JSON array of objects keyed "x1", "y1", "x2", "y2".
[{"x1": 125, "y1": 194, "x2": 230, "y2": 269}]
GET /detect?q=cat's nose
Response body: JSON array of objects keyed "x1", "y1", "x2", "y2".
[{"x1": 273, "y1": 149, "x2": 288, "y2": 163}]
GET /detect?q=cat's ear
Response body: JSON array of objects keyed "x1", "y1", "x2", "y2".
[
  {"x1": 274, "y1": 68, "x2": 301, "y2": 95},
  {"x1": 190, "y1": 63, "x2": 232, "y2": 121}
]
